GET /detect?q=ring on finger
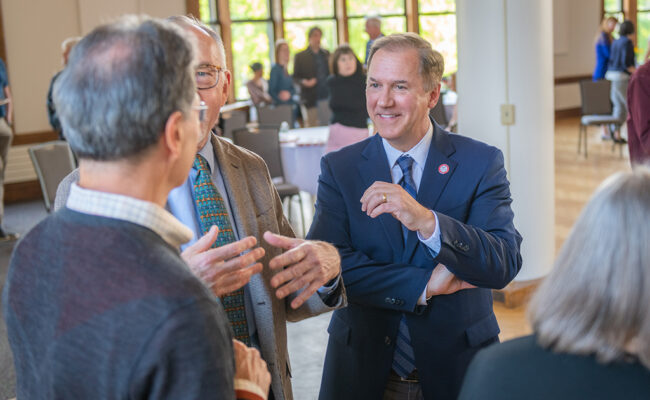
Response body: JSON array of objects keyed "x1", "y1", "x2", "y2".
[{"x1": 382, "y1": 193, "x2": 388, "y2": 203}]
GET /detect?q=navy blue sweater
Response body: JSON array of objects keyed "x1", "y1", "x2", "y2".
[{"x1": 3, "y1": 208, "x2": 236, "y2": 399}]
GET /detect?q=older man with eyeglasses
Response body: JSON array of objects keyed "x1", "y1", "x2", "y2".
[{"x1": 55, "y1": 15, "x2": 345, "y2": 400}]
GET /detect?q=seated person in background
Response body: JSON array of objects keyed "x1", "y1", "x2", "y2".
[
  {"x1": 269, "y1": 39, "x2": 299, "y2": 125},
  {"x1": 47, "y1": 36, "x2": 80, "y2": 140},
  {"x1": 325, "y1": 44, "x2": 368, "y2": 153},
  {"x1": 3, "y1": 16, "x2": 270, "y2": 399},
  {"x1": 246, "y1": 62, "x2": 272, "y2": 106},
  {"x1": 459, "y1": 167, "x2": 650, "y2": 400}
]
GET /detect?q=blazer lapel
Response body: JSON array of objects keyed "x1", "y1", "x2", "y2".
[
  {"x1": 211, "y1": 134, "x2": 259, "y2": 239},
  {"x1": 402, "y1": 123, "x2": 458, "y2": 263},
  {"x1": 359, "y1": 134, "x2": 405, "y2": 257}
]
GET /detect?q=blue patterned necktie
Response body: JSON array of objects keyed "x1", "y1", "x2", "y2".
[
  {"x1": 193, "y1": 154, "x2": 250, "y2": 346},
  {"x1": 392, "y1": 154, "x2": 417, "y2": 377}
]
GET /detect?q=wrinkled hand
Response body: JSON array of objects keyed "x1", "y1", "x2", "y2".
[
  {"x1": 361, "y1": 181, "x2": 437, "y2": 238},
  {"x1": 426, "y1": 263, "x2": 476, "y2": 297},
  {"x1": 233, "y1": 339, "x2": 271, "y2": 396},
  {"x1": 302, "y1": 78, "x2": 317, "y2": 88},
  {"x1": 278, "y1": 90, "x2": 291, "y2": 101},
  {"x1": 264, "y1": 231, "x2": 341, "y2": 309},
  {"x1": 181, "y1": 226, "x2": 265, "y2": 297}
]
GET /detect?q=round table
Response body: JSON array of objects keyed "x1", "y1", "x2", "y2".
[{"x1": 280, "y1": 126, "x2": 329, "y2": 196}]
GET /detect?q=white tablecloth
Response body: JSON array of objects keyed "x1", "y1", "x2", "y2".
[{"x1": 280, "y1": 126, "x2": 329, "y2": 196}]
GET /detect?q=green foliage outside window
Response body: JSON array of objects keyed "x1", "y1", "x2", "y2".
[
  {"x1": 420, "y1": 14, "x2": 457, "y2": 76},
  {"x1": 199, "y1": 0, "x2": 212, "y2": 22},
  {"x1": 283, "y1": 0, "x2": 334, "y2": 18},
  {"x1": 231, "y1": 22, "x2": 274, "y2": 100},
  {"x1": 346, "y1": 0, "x2": 404, "y2": 16},
  {"x1": 230, "y1": 0, "x2": 270, "y2": 20},
  {"x1": 638, "y1": 12, "x2": 650, "y2": 64},
  {"x1": 419, "y1": 0, "x2": 455, "y2": 14}
]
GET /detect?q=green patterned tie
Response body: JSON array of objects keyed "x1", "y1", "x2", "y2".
[{"x1": 193, "y1": 154, "x2": 250, "y2": 346}]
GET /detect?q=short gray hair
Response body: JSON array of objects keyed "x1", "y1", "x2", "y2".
[
  {"x1": 167, "y1": 15, "x2": 227, "y2": 69},
  {"x1": 529, "y1": 166, "x2": 650, "y2": 369},
  {"x1": 53, "y1": 15, "x2": 196, "y2": 161},
  {"x1": 365, "y1": 16, "x2": 381, "y2": 29},
  {"x1": 367, "y1": 33, "x2": 444, "y2": 92}
]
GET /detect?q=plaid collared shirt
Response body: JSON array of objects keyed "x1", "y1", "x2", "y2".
[{"x1": 66, "y1": 183, "x2": 193, "y2": 249}]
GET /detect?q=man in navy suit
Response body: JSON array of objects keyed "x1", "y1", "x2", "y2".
[{"x1": 308, "y1": 33, "x2": 523, "y2": 400}]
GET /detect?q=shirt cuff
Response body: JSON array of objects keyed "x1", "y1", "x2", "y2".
[
  {"x1": 318, "y1": 274, "x2": 340, "y2": 294},
  {"x1": 417, "y1": 287, "x2": 428, "y2": 305},
  {"x1": 234, "y1": 379, "x2": 267, "y2": 400},
  {"x1": 417, "y1": 210, "x2": 441, "y2": 257}
]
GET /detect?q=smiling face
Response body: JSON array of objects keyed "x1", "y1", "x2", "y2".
[{"x1": 366, "y1": 48, "x2": 439, "y2": 152}]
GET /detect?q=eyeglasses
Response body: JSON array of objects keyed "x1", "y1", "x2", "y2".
[
  {"x1": 196, "y1": 64, "x2": 223, "y2": 90},
  {"x1": 193, "y1": 101, "x2": 208, "y2": 123}
]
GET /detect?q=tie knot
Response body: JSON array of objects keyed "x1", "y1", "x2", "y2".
[
  {"x1": 396, "y1": 154, "x2": 414, "y2": 174},
  {"x1": 193, "y1": 154, "x2": 210, "y2": 173}
]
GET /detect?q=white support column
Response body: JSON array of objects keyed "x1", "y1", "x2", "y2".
[{"x1": 456, "y1": 0, "x2": 555, "y2": 281}]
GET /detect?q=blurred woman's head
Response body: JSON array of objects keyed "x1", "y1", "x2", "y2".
[
  {"x1": 331, "y1": 44, "x2": 362, "y2": 77},
  {"x1": 529, "y1": 167, "x2": 650, "y2": 369},
  {"x1": 602, "y1": 16, "x2": 618, "y2": 34},
  {"x1": 275, "y1": 39, "x2": 290, "y2": 66}
]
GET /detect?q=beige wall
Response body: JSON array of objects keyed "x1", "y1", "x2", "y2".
[
  {"x1": 1, "y1": 0, "x2": 186, "y2": 135},
  {"x1": 1, "y1": 0, "x2": 185, "y2": 183},
  {"x1": 553, "y1": 0, "x2": 601, "y2": 110}
]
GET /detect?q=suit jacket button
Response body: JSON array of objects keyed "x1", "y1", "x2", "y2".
[
  {"x1": 385, "y1": 297, "x2": 391, "y2": 304},
  {"x1": 385, "y1": 336, "x2": 391, "y2": 345},
  {"x1": 463, "y1": 244, "x2": 470, "y2": 251}
]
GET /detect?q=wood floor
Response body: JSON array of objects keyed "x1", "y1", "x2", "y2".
[{"x1": 493, "y1": 117, "x2": 631, "y2": 341}]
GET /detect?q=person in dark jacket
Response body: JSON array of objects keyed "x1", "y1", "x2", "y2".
[
  {"x1": 605, "y1": 19, "x2": 637, "y2": 143},
  {"x1": 460, "y1": 167, "x2": 650, "y2": 400},
  {"x1": 293, "y1": 26, "x2": 330, "y2": 126},
  {"x1": 325, "y1": 44, "x2": 369, "y2": 152}
]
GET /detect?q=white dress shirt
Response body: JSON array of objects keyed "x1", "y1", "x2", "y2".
[{"x1": 381, "y1": 122, "x2": 441, "y2": 304}]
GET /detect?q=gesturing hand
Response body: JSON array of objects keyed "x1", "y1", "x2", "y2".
[
  {"x1": 426, "y1": 263, "x2": 476, "y2": 298},
  {"x1": 233, "y1": 339, "x2": 271, "y2": 397},
  {"x1": 181, "y1": 226, "x2": 265, "y2": 297},
  {"x1": 360, "y1": 181, "x2": 437, "y2": 238},
  {"x1": 264, "y1": 231, "x2": 341, "y2": 309}
]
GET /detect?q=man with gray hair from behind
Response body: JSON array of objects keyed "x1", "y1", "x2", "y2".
[{"x1": 2, "y1": 15, "x2": 270, "y2": 399}]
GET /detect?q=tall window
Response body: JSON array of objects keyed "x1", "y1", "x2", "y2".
[
  {"x1": 419, "y1": 0, "x2": 456, "y2": 76},
  {"x1": 283, "y1": 0, "x2": 337, "y2": 74},
  {"x1": 638, "y1": 0, "x2": 650, "y2": 63},
  {"x1": 346, "y1": 0, "x2": 407, "y2": 65},
  {"x1": 198, "y1": 0, "x2": 458, "y2": 100},
  {"x1": 604, "y1": 0, "x2": 624, "y2": 23},
  {"x1": 228, "y1": 0, "x2": 274, "y2": 100}
]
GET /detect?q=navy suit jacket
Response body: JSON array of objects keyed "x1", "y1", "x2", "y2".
[{"x1": 308, "y1": 123, "x2": 523, "y2": 400}]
